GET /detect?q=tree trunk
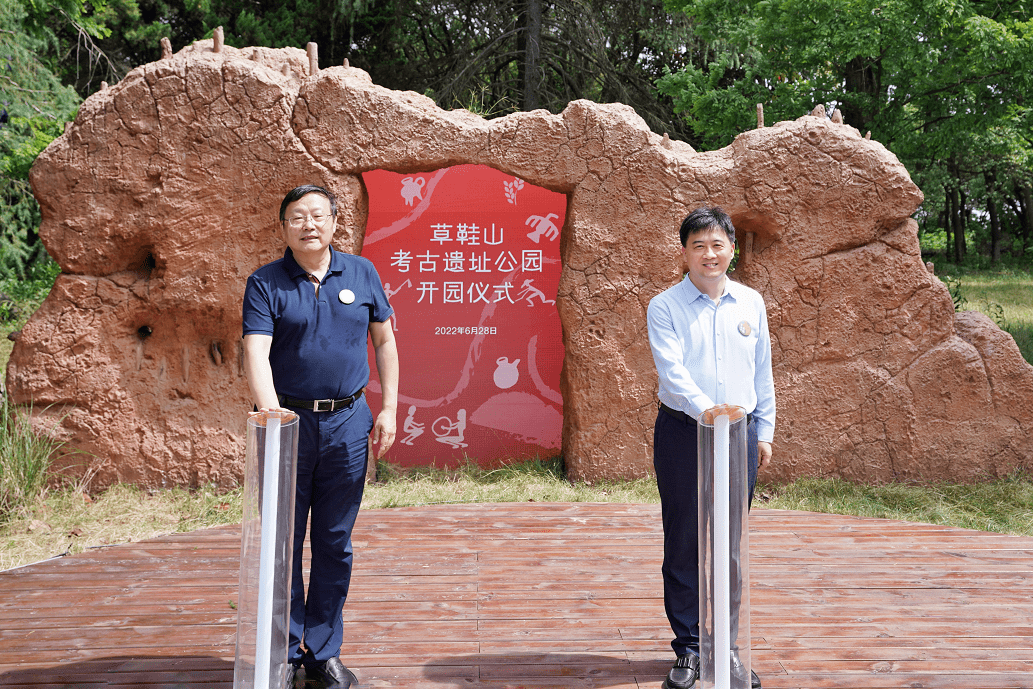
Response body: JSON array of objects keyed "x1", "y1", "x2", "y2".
[
  {"x1": 523, "y1": 0, "x2": 542, "y2": 111},
  {"x1": 985, "y1": 171, "x2": 1001, "y2": 265},
  {"x1": 841, "y1": 56, "x2": 878, "y2": 132},
  {"x1": 942, "y1": 186, "x2": 953, "y2": 260},
  {"x1": 1020, "y1": 183, "x2": 1033, "y2": 257},
  {"x1": 947, "y1": 159, "x2": 964, "y2": 264},
  {"x1": 946, "y1": 184, "x2": 964, "y2": 264},
  {"x1": 956, "y1": 187, "x2": 968, "y2": 261}
]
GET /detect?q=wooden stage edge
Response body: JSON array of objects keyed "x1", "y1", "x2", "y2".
[{"x1": 1, "y1": 503, "x2": 1032, "y2": 689}]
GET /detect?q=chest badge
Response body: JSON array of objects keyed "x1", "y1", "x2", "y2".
[
  {"x1": 738, "y1": 320, "x2": 751, "y2": 337},
  {"x1": 339, "y1": 289, "x2": 355, "y2": 305}
]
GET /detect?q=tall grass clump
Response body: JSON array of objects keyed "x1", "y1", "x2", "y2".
[{"x1": 0, "y1": 400, "x2": 61, "y2": 522}]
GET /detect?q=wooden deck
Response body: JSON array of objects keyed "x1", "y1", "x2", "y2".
[{"x1": 1, "y1": 503, "x2": 1032, "y2": 688}]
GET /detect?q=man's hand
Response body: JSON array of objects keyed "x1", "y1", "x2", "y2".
[
  {"x1": 248, "y1": 406, "x2": 290, "y2": 418},
  {"x1": 758, "y1": 441, "x2": 772, "y2": 468},
  {"x1": 371, "y1": 409, "x2": 396, "y2": 459}
]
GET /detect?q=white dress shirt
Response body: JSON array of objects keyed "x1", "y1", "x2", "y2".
[{"x1": 647, "y1": 276, "x2": 775, "y2": 443}]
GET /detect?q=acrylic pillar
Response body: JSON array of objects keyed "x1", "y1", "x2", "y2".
[
  {"x1": 234, "y1": 410, "x2": 300, "y2": 689},
  {"x1": 697, "y1": 404, "x2": 752, "y2": 689}
]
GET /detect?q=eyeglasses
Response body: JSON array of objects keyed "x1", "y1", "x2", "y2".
[{"x1": 285, "y1": 214, "x2": 332, "y2": 229}]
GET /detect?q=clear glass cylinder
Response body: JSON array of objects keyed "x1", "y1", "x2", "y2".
[
  {"x1": 234, "y1": 411, "x2": 300, "y2": 689},
  {"x1": 697, "y1": 404, "x2": 751, "y2": 689}
]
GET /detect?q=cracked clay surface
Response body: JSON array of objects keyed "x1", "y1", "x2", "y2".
[{"x1": 8, "y1": 40, "x2": 1032, "y2": 487}]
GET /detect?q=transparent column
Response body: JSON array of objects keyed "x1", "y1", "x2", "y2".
[
  {"x1": 234, "y1": 410, "x2": 300, "y2": 689},
  {"x1": 698, "y1": 404, "x2": 752, "y2": 689}
]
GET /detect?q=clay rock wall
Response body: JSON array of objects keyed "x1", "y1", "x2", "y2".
[{"x1": 9, "y1": 41, "x2": 1033, "y2": 487}]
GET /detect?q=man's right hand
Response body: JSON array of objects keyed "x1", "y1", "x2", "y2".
[
  {"x1": 371, "y1": 408, "x2": 397, "y2": 459},
  {"x1": 758, "y1": 441, "x2": 772, "y2": 468},
  {"x1": 248, "y1": 406, "x2": 290, "y2": 417}
]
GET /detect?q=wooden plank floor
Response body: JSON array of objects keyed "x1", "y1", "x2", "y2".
[{"x1": 1, "y1": 503, "x2": 1032, "y2": 688}]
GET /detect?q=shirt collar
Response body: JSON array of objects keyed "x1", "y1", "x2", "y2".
[
  {"x1": 283, "y1": 246, "x2": 345, "y2": 281},
  {"x1": 680, "y1": 275, "x2": 738, "y2": 303}
]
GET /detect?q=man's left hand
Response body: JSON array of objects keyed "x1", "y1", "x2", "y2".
[
  {"x1": 372, "y1": 410, "x2": 397, "y2": 459},
  {"x1": 758, "y1": 441, "x2": 772, "y2": 468}
]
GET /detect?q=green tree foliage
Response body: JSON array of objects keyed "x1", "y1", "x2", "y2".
[
  {"x1": 659, "y1": 0, "x2": 1033, "y2": 265},
  {"x1": 49, "y1": 0, "x2": 206, "y2": 95},
  {"x1": 195, "y1": 0, "x2": 700, "y2": 141},
  {"x1": 1, "y1": 0, "x2": 81, "y2": 278},
  {"x1": 1, "y1": 0, "x2": 192, "y2": 279},
  {"x1": 4, "y1": 0, "x2": 706, "y2": 279}
]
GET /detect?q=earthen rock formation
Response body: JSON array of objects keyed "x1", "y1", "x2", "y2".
[{"x1": 9, "y1": 41, "x2": 1033, "y2": 487}]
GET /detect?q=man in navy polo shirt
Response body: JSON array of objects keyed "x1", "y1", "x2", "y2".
[{"x1": 243, "y1": 184, "x2": 398, "y2": 688}]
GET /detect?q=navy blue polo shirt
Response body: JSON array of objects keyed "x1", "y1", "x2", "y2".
[{"x1": 242, "y1": 246, "x2": 393, "y2": 401}]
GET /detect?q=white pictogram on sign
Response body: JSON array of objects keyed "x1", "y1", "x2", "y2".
[
  {"x1": 400, "y1": 176, "x2": 425, "y2": 206},
  {"x1": 516, "y1": 279, "x2": 555, "y2": 307},
  {"x1": 504, "y1": 178, "x2": 525, "y2": 205},
  {"x1": 433, "y1": 410, "x2": 468, "y2": 448},
  {"x1": 525, "y1": 213, "x2": 560, "y2": 243},
  {"x1": 494, "y1": 357, "x2": 520, "y2": 389},
  {"x1": 384, "y1": 280, "x2": 411, "y2": 331},
  {"x1": 401, "y1": 405, "x2": 424, "y2": 445}
]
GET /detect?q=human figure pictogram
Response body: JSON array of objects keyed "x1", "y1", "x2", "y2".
[
  {"x1": 516, "y1": 279, "x2": 555, "y2": 307},
  {"x1": 400, "y1": 405, "x2": 424, "y2": 445},
  {"x1": 433, "y1": 409, "x2": 468, "y2": 448}
]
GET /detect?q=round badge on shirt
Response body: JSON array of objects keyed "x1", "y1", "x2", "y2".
[
  {"x1": 339, "y1": 289, "x2": 355, "y2": 305},
  {"x1": 738, "y1": 320, "x2": 751, "y2": 337}
]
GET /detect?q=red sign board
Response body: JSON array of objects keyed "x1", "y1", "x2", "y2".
[{"x1": 362, "y1": 165, "x2": 566, "y2": 468}]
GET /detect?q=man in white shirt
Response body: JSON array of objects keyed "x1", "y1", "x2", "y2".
[{"x1": 647, "y1": 207, "x2": 775, "y2": 689}]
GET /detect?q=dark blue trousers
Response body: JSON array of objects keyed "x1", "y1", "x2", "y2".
[
  {"x1": 653, "y1": 408, "x2": 758, "y2": 657},
  {"x1": 288, "y1": 396, "x2": 372, "y2": 666}
]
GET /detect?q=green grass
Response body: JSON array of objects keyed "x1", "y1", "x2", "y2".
[
  {"x1": 363, "y1": 457, "x2": 660, "y2": 508},
  {"x1": 3, "y1": 459, "x2": 1032, "y2": 571},
  {"x1": 758, "y1": 474, "x2": 1033, "y2": 536},
  {"x1": 0, "y1": 483, "x2": 243, "y2": 571},
  {"x1": 932, "y1": 262, "x2": 1033, "y2": 364}
]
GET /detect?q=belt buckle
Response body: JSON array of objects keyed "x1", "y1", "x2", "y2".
[{"x1": 313, "y1": 398, "x2": 333, "y2": 412}]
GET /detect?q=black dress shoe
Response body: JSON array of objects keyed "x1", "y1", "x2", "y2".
[
  {"x1": 730, "y1": 650, "x2": 762, "y2": 689},
  {"x1": 305, "y1": 657, "x2": 357, "y2": 688},
  {"x1": 663, "y1": 653, "x2": 700, "y2": 689}
]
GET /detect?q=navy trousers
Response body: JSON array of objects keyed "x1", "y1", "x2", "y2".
[
  {"x1": 288, "y1": 396, "x2": 373, "y2": 666},
  {"x1": 653, "y1": 408, "x2": 759, "y2": 657}
]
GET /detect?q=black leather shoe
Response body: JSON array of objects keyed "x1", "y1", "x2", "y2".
[
  {"x1": 730, "y1": 650, "x2": 762, "y2": 689},
  {"x1": 285, "y1": 663, "x2": 298, "y2": 688},
  {"x1": 663, "y1": 653, "x2": 700, "y2": 689},
  {"x1": 305, "y1": 657, "x2": 357, "y2": 688}
]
